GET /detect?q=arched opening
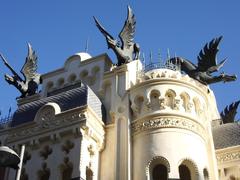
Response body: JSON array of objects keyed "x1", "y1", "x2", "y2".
[
  {"x1": 134, "y1": 95, "x2": 144, "y2": 114},
  {"x1": 180, "y1": 92, "x2": 190, "y2": 112},
  {"x1": 152, "y1": 164, "x2": 168, "y2": 180},
  {"x1": 203, "y1": 168, "x2": 209, "y2": 180},
  {"x1": 193, "y1": 97, "x2": 201, "y2": 116},
  {"x1": 46, "y1": 81, "x2": 54, "y2": 92},
  {"x1": 146, "y1": 156, "x2": 170, "y2": 180},
  {"x1": 67, "y1": 74, "x2": 77, "y2": 84},
  {"x1": 150, "y1": 90, "x2": 160, "y2": 110},
  {"x1": 179, "y1": 164, "x2": 191, "y2": 180},
  {"x1": 57, "y1": 78, "x2": 65, "y2": 88},
  {"x1": 165, "y1": 89, "x2": 176, "y2": 109},
  {"x1": 86, "y1": 167, "x2": 93, "y2": 180}
]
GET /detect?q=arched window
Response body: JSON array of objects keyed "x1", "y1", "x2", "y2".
[
  {"x1": 86, "y1": 167, "x2": 93, "y2": 180},
  {"x1": 152, "y1": 164, "x2": 168, "y2": 180},
  {"x1": 165, "y1": 89, "x2": 176, "y2": 109},
  {"x1": 146, "y1": 156, "x2": 170, "y2": 180},
  {"x1": 150, "y1": 90, "x2": 160, "y2": 110},
  {"x1": 203, "y1": 168, "x2": 209, "y2": 180},
  {"x1": 179, "y1": 164, "x2": 191, "y2": 180}
]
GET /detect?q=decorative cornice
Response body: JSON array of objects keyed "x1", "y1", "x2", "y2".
[
  {"x1": 6, "y1": 111, "x2": 86, "y2": 143},
  {"x1": 131, "y1": 116, "x2": 205, "y2": 138},
  {"x1": 216, "y1": 151, "x2": 240, "y2": 164}
]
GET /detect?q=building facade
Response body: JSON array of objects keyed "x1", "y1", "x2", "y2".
[{"x1": 0, "y1": 52, "x2": 239, "y2": 180}]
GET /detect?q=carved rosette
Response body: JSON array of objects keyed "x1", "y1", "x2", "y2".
[{"x1": 131, "y1": 116, "x2": 205, "y2": 138}]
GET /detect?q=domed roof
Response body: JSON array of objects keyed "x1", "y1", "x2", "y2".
[{"x1": 212, "y1": 122, "x2": 240, "y2": 149}]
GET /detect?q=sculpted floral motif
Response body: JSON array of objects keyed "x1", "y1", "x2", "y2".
[
  {"x1": 131, "y1": 117, "x2": 205, "y2": 137},
  {"x1": 217, "y1": 151, "x2": 240, "y2": 163}
]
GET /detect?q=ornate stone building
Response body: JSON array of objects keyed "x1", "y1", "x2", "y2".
[{"x1": 0, "y1": 51, "x2": 239, "y2": 180}]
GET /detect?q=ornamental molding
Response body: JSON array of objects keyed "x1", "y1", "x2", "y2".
[
  {"x1": 6, "y1": 111, "x2": 86, "y2": 143},
  {"x1": 131, "y1": 116, "x2": 206, "y2": 138},
  {"x1": 216, "y1": 151, "x2": 240, "y2": 164},
  {"x1": 136, "y1": 70, "x2": 209, "y2": 95}
]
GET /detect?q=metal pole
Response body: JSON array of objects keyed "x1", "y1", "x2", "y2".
[{"x1": 15, "y1": 145, "x2": 25, "y2": 180}]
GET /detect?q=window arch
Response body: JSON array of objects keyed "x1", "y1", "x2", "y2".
[
  {"x1": 57, "y1": 78, "x2": 65, "y2": 87},
  {"x1": 149, "y1": 90, "x2": 160, "y2": 110},
  {"x1": 178, "y1": 159, "x2": 199, "y2": 180},
  {"x1": 180, "y1": 92, "x2": 190, "y2": 112},
  {"x1": 67, "y1": 74, "x2": 77, "y2": 83},
  {"x1": 152, "y1": 164, "x2": 168, "y2": 180},
  {"x1": 165, "y1": 89, "x2": 176, "y2": 109},
  {"x1": 146, "y1": 156, "x2": 170, "y2": 180},
  {"x1": 86, "y1": 167, "x2": 93, "y2": 180},
  {"x1": 203, "y1": 168, "x2": 209, "y2": 180},
  {"x1": 179, "y1": 164, "x2": 191, "y2": 180}
]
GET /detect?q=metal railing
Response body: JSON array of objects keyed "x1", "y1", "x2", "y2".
[
  {"x1": 144, "y1": 61, "x2": 180, "y2": 72},
  {"x1": 0, "y1": 115, "x2": 13, "y2": 128}
]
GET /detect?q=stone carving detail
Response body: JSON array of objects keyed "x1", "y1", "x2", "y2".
[
  {"x1": 62, "y1": 140, "x2": 74, "y2": 154},
  {"x1": 37, "y1": 162, "x2": 50, "y2": 180},
  {"x1": 173, "y1": 99, "x2": 181, "y2": 110},
  {"x1": 131, "y1": 117, "x2": 205, "y2": 136},
  {"x1": 39, "y1": 145, "x2": 52, "y2": 160},
  {"x1": 6, "y1": 112, "x2": 85, "y2": 142},
  {"x1": 145, "y1": 156, "x2": 171, "y2": 178},
  {"x1": 38, "y1": 106, "x2": 55, "y2": 122},
  {"x1": 94, "y1": 6, "x2": 140, "y2": 66},
  {"x1": 131, "y1": 89, "x2": 205, "y2": 120},
  {"x1": 217, "y1": 151, "x2": 240, "y2": 163},
  {"x1": 179, "y1": 158, "x2": 199, "y2": 178},
  {"x1": 59, "y1": 157, "x2": 73, "y2": 180},
  {"x1": 0, "y1": 43, "x2": 42, "y2": 98}
]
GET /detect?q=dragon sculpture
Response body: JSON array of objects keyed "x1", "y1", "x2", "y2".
[
  {"x1": 220, "y1": 100, "x2": 240, "y2": 124},
  {"x1": 170, "y1": 36, "x2": 237, "y2": 84},
  {"x1": 0, "y1": 43, "x2": 41, "y2": 98},
  {"x1": 94, "y1": 6, "x2": 140, "y2": 66}
]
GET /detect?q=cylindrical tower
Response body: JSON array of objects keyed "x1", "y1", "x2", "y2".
[{"x1": 130, "y1": 68, "x2": 219, "y2": 180}]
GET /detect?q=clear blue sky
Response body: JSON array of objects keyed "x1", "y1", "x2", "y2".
[{"x1": 0, "y1": 0, "x2": 239, "y2": 119}]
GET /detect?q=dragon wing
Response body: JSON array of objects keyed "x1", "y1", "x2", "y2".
[
  {"x1": 220, "y1": 100, "x2": 240, "y2": 124},
  {"x1": 118, "y1": 6, "x2": 136, "y2": 49},
  {"x1": 93, "y1": 16, "x2": 115, "y2": 47},
  {"x1": 20, "y1": 43, "x2": 38, "y2": 82},
  {"x1": 197, "y1": 36, "x2": 226, "y2": 73}
]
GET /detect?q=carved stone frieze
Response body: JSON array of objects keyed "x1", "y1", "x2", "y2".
[
  {"x1": 217, "y1": 151, "x2": 240, "y2": 163},
  {"x1": 131, "y1": 117, "x2": 205, "y2": 137},
  {"x1": 6, "y1": 112, "x2": 86, "y2": 143}
]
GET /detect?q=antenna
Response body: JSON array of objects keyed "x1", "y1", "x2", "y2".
[
  {"x1": 158, "y1": 49, "x2": 162, "y2": 65},
  {"x1": 149, "y1": 51, "x2": 153, "y2": 64},
  {"x1": 85, "y1": 37, "x2": 89, "y2": 52},
  {"x1": 167, "y1": 48, "x2": 171, "y2": 60},
  {"x1": 142, "y1": 52, "x2": 146, "y2": 66}
]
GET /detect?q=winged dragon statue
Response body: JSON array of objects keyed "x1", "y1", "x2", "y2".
[
  {"x1": 170, "y1": 36, "x2": 237, "y2": 84},
  {"x1": 94, "y1": 6, "x2": 140, "y2": 66},
  {"x1": 0, "y1": 43, "x2": 41, "y2": 98},
  {"x1": 220, "y1": 100, "x2": 240, "y2": 124}
]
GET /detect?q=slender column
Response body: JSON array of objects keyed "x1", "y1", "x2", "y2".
[{"x1": 16, "y1": 145, "x2": 25, "y2": 180}]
